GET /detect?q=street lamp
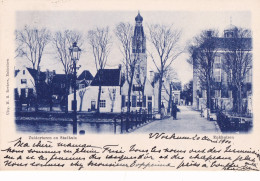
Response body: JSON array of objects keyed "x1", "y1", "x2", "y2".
[{"x1": 69, "y1": 42, "x2": 81, "y2": 135}]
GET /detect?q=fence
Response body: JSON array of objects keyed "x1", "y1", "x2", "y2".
[
  {"x1": 216, "y1": 111, "x2": 253, "y2": 132},
  {"x1": 113, "y1": 110, "x2": 154, "y2": 134}
]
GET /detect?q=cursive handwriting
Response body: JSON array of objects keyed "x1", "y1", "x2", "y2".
[{"x1": 1, "y1": 135, "x2": 259, "y2": 171}]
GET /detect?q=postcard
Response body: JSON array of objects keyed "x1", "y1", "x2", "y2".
[{"x1": 0, "y1": 0, "x2": 260, "y2": 171}]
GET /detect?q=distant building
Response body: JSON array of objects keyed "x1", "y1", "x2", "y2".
[
  {"x1": 193, "y1": 24, "x2": 252, "y2": 114},
  {"x1": 172, "y1": 82, "x2": 182, "y2": 105},
  {"x1": 77, "y1": 70, "x2": 93, "y2": 89},
  {"x1": 15, "y1": 67, "x2": 74, "y2": 106},
  {"x1": 68, "y1": 68, "x2": 122, "y2": 113}
]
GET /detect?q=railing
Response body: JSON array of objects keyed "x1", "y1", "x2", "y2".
[
  {"x1": 113, "y1": 110, "x2": 154, "y2": 134},
  {"x1": 216, "y1": 111, "x2": 253, "y2": 132}
]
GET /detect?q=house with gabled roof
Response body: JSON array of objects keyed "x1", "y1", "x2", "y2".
[
  {"x1": 14, "y1": 66, "x2": 47, "y2": 102},
  {"x1": 68, "y1": 67, "x2": 122, "y2": 113}
]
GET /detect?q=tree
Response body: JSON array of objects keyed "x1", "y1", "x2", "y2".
[
  {"x1": 52, "y1": 30, "x2": 83, "y2": 113},
  {"x1": 148, "y1": 24, "x2": 183, "y2": 114},
  {"x1": 222, "y1": 28, "x2": 252, "y2": 114},
  {"x1": 135, "y1": 70, "x2": 147, "y2": 110},
  {"x1": 188, "y1": 30, "x2": 218, "y2": 110},
  {"x1": 16, "y1": 26, "x2": 51, "y2": 112},
  {"x1": 163, "y1": 67, "x2": 178, "y2": 112},
  {"x1": 108, "y1": 87, "x2": 117, "y2": 112},
  {"x1": 88, "y1": 27, "x2": 112, "y2": 113},
  {"x1": 79, "y1": 89, "x2": 86, "y2": 112},
  {"x1": 115, "y1": 22, "x2": 138, "y2": 113},
  {"x1": 45, "y1": 73, "x2": 54, "y2": 111}
]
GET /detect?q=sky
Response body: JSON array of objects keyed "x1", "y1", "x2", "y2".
[{"x1": 15, "y1": 11, "x2": 251, "y2": 85}]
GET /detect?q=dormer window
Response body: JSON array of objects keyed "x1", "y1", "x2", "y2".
[
  {"x1": 21, "y1": 79, "x2": 27, "y2": 84},
  {"x1": 133, "y1": 84, "x2": 142, "y2": 91}
]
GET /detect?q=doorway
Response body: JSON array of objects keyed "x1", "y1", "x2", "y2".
[{"x1": 91, "y1": 101, "x2": 96, "y2": 111}]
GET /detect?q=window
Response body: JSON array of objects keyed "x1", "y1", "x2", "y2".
[
  {"x1": 121, "y1": 95, "x2": 125, "y2": 107},
  {"x1": 21, "y1": 89, "x2": 26, "y2": 98},
  {"x1": 228, "y1": 91, "x2": 232, "y2": 98},
  {"x1": 202, "y1": 90, "x2": 207, "y2": 98},
  {"x1": 214, "y1": 69, "x2": 221, "y2": 82},
  {"x1": 245, "y1": 68, "x2": 252, "y2": 82},
  {"x1": 125, "y1": 96, "x2": 131, "y2": 107},
  {"x1": 23, "y1": 70, "x2": 25, "y2": 75},
  {"x1": 21, "y1": 79, "x2": 27, "y2": 84},
  {"x1": 228, "y1": 70, "x2": 233, "y2": 82},
  {"x1": 215, "y1": 56, "x2": 221, "y2": 65},
  {"x1": 148, "y1": 96, "x2": 152, "y2": 101},
  {"x1": 132, "y1": 95, "x2": 137, "y2": 107},
  {"x1": 143, "y1": 96, "x2": 146, "y2": 107},
  {"x1": 28, "y1": 89, "x2": 33, "y2": 97},
  {"x1": 137, "y1": 95, "x2": 142, "y2": 107},
  {"x1": 215, "y1": 90, "x2": 221, "y2": 98},
  {"x1": 247, "y1": 91, "x2": 252, "y2": 97},
  {"x1": 100, "y1": 100, "x2": 106, "y2": 108},
  {"x1": 133, "y1": 84, "x2": 142, "y2": 91},
  {"x1": 137, "y1": 64, "x2": 140, "y2": 71},
  {"x1": 79, "y1": 84, "x2": 85, "y2": 89}
]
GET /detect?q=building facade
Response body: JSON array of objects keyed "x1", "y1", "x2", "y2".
[
  {"x1": 68, "y1": 68, "x2": 122, "y2": 113},
  {"x1": 193, "y1": 24, "x2": 252, "y2": 115},
  {"x1": 121, "y1": 12, "x2": 154, "y2": 113}
]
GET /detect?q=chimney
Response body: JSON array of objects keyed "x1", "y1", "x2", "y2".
[
  {"x1": 150, "y1": 70, "x2": 154, "y2": 82},
  {"x1": 118, "y1": 64, "x2": 122, "y2": 70},
  {"x1": 53, "y1": 70, "x2": 56, "y2": 75}
]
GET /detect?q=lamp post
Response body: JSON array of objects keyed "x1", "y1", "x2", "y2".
[{"x1": 69, "y1": 42, "x2": 81, "y2": 135}]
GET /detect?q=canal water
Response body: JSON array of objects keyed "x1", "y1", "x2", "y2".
[{"x1": 15, "y1": 120, "x2": 121, "y2": 134}]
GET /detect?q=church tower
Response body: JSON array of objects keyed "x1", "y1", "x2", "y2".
[{"x1": 131, "y1": 11, "x2": 147, "y2": 82}]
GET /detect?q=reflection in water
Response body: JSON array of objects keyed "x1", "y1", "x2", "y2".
[{"x1": 15, "y1": 120, "x2": 121, "y2": 134}]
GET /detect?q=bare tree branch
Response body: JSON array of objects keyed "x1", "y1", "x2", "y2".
[
  {"x1": 147, "y1": 24, "x2": 183, "y2": 113},
  {"x1": 88, "y1": 26, "x2": 112, "y2": 113}
]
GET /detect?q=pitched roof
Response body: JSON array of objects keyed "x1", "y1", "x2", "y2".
[
  {"x1": 52, "y1": 74, "x2": 73, "y2": 84},
  {"x1": 91, "y1": 69, "x2": 121, "y2": 86},
  {"x1": 151, "y1": 72, "x2": 160, "y2": 87},
  {"x1": 26, "y1": 68, "x2": 46, "y2": 81},
  {"x1": 15, "y1": 70, "x2": 20, "y2": 77},
  {"x1": 77, "y1": 70, "x2": 93, "y2": 80},
  {"x1": 172, "y1": 82, "x2": 182, "y2": 91}
]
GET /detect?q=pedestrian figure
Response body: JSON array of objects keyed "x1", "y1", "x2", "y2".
[
  {"x1": 172, "y1": 103, "x2": 178, "y2": 120},
  {"x1": 161, "y1": 103, "x2": 165, "y2": 118}
]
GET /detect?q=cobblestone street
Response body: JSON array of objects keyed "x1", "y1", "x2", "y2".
[{"x1": 133, "y1": 106, "x2": 220, "y2": 133}]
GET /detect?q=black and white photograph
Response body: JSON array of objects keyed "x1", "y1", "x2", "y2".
[
  {"x1": 1, "y1": 0, "x2": 260, "y2": 173},
  {"x1": 14, "y1": 10, "x2": 252, "y2": 134}
]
